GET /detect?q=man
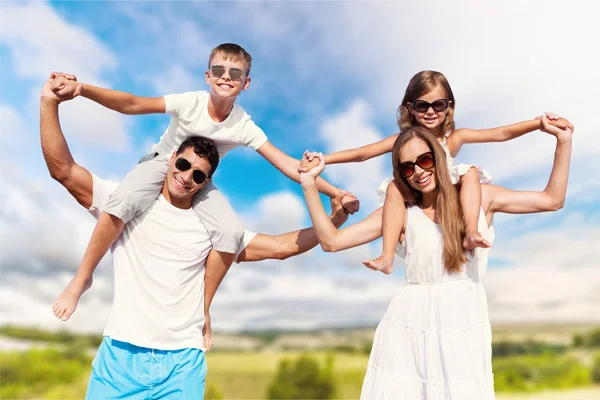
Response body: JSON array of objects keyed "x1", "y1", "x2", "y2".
[{"x1": 40, "y1": 77, "x2": 348, "y2": 399}]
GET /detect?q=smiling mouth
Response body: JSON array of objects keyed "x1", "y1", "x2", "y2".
[
  {"x1": 218, "y1": 83, "x2": 234, "y2": 89},
  {"x1": 416, "y1": 175, "x2": 431, "y2": 185},
  {"x1": 174, "y1": 177, "x2": 188, "y2": 190}
]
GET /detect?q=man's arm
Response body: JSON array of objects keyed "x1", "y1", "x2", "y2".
[
  {"x1": 40, "y1": 78, "x2": 94, "y2": 208},
  {"x1": 51, "y1": 73, "x2": 165, "y2": 115},
  {"x1": 238, "y1": 193, "x2": 349, "y2": 263}
]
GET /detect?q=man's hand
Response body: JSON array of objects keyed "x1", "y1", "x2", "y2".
[
  {"x1": 41, "y1": 76, "x2": 62, "y2": 104},
  {"x1": 202, "y1": 313, "x2": 213, "y2": 351},
  {"x1": 50, "y1": 74, "x2": 82, "y2": 101},
  {"x1": 330, "y1": 191, "x2": 349, "y2": 226}
]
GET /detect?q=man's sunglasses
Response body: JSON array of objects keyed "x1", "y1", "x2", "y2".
[
  {"x1": 411, "y1": 99, "x2": 451, "y2": 113},
  {"x1": 398, "y1": 151, "x2": 436, "y2": 178},
  {"x1": 175, "y1": 158, "x2": 208, "y2": 185},
  {"x1": 211, "y1": 65, "x2": 244, "y2": 80}
]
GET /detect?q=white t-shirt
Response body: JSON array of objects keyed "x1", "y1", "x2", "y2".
[
  {"x1": 152, "y1": 90, "x2": 269, "y2": 158},
  {"x1": 90, "y1": 175, "x2": 212, "y2": 351}
]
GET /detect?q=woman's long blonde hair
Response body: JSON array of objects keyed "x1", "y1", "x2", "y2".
[
  {"x1": 398, "y1": 70, "x2": 456, "y2": 135},
  {"x1": 392, "y1": 127, "x2": 466, "y2": 273}
]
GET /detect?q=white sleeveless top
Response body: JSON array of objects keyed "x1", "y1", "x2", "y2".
[{"x1": 400, "y1": 205, "x2": 495, "y2": 284}]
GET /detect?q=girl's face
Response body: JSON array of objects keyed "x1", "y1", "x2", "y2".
[{"x1": 407, "y1": 86, "x2": 450, "y2": 132}]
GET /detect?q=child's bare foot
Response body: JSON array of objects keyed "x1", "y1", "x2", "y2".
[
  {"x1": 203, "y1": 314, "x2": 213, "y2": 351},
  {"x1": 52, "y1": 275, "x2": 93, "y2": 321},
  {"x1": 362, "y1": 255, "x2": 394, "y2": 274},
  {"x1": 463, "y1": 231, "x2": 491, "y2": 252}
]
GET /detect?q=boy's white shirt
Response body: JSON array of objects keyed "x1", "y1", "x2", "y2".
[
  {"x1": 89, "y1": 175, "x2": 256, "y2": 350},
  {"x1": 152, "y1": 90, "x2": 268, "y2": 158}
]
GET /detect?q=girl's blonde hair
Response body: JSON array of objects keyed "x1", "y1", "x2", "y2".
[
  {"x1": 392, "y1": 127, "x2": 466, "y2": 273},
  {"x1": 397, "y1": 70, "x2": 456, "y2": 134}
]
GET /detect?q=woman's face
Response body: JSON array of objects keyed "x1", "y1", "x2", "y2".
[{"x1": 398, "y1": 137, "x2": 437, "y2": 194}]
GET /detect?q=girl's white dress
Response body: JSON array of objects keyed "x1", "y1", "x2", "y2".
[{"x1": 360, "y1": 205, "x2": 496, "y2": 399}]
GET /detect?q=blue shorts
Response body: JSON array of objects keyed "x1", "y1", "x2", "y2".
[{"x1": 86, "y1": 337, "x2": 207, "y2": 399}]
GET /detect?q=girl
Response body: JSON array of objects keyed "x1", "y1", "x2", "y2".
[
  {"x1": 302, "y1": 70, "x2": 570, "y2": 273},
  {"x1": 299, "y1": 117, "x2": 573, "y2": 399}
]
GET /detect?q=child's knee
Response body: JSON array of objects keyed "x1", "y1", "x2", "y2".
[{"x1": 210, "y1": 223, "x2": 244, "y2": 254}]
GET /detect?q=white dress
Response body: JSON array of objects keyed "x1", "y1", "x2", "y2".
[{"x1": 360, "y1": 205, "x2": 496, "y2": 399}]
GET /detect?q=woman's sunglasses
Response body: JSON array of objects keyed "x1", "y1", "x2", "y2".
[
  {"x1": 211, "y1": 65, "x2": 244, "y2": 80},
  {"x1": 175, "y1": 158, "x2": 208, "y2": 185},
  {"x1": 398, "y1": 151, "x2": 436, "y2": 178},
  {"x1": 411, "y1": 99, "x2": 450, "y2": 113}
]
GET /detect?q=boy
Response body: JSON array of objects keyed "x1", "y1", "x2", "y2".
[{"x1": 51, "y1": 43, "x2": 358, "y2": 321}]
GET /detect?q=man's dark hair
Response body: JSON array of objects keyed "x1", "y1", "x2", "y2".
[{"x1": 176, "y1": 137, "x2": 220, "y2": 177}]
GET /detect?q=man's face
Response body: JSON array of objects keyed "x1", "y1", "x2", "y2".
[
  {"x1": 205, "y1": 52, "x2": 250, "y2": 100},
  {"x1": 166, "y1": 147, "x2": 212, "y2": 202}
]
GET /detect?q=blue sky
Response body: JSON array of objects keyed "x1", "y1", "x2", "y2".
[{"x1": 0, "y1": 1, "x2": 599, "y2": 333}]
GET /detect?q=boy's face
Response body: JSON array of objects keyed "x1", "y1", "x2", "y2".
[{"x1": 205, "y1": 52, "x2": 251, "y2": 100}]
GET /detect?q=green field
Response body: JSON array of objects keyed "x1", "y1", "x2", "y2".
[
  {"x1": 205, "y1": 351, "x2": 367, "y2": 399},
  {"x1": 1, "y1": 324, "x2": 600, "y2": 399}
]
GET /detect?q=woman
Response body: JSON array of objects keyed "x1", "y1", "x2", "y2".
[{"x1": 299, "y1": 116, "x2": 573, "y2": 399}]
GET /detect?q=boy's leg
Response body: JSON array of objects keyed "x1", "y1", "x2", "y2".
[
  {"x1": 363, "y1": 181, "x2": 406, "y2": 274},
  {"x1": 86, "y1": 337, "x2": 150, "y2": 400},
  {"x1": 53, "y1": 155, "x2": 168, "y2": 321},
  {"x1": 192, "y1": 181, "x2": 244, "y2": 254},
  {"x1": 460, "y1": 167, "x2": 490, "y2": 251}
]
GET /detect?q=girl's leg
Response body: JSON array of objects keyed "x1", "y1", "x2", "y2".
[
  {"x1": 364, "y1": 181, "x2": 406, "y2": 274},
  {"x1": 53, "y1": 155, "x2": 168, "y2": 321},
  {"x1": 460, "y1": 167, "x2": 490, "y2": 251}
]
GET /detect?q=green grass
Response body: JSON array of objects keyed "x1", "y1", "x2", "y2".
[{"x1": 205, "y1": 351, "x2": 368, "y2": 399}]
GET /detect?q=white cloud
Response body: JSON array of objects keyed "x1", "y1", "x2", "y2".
[
  {"x1": 151, "y1": 64, "x2": 203, "y2": 96},
  {"x1": 0, "y1": 2, "x2": 130, "y2": 152},
  {"x1": 319, "y1": 100, "x2": 389, "y2": 209},
  {"x1": 242, "y1": 191, "x2": 307, "y2": 235},
  {"x1": 0, "y1": 2, "x2": 116, "y2": 79}
]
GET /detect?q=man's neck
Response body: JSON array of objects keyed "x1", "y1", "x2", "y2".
[
  {"x1": 207, "y1": 94, "x2": 235, "y2": 123},
  {"x1": 161, "y1": 184, "x2": 192, "y2": 210}
]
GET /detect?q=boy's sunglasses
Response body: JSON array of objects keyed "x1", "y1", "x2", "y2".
[
  {"x1": 398, "y1": 151, "x2": 435, "y2": 178},
  {"x1": 175, "y1": 158, "x2": 208, "y2": 185},
  {"x1": 411, "y1": 99, "x2": 451, "y2": 113},
  {"x1": 211, "y1": 65, "x2": 244, "y2": 80}
]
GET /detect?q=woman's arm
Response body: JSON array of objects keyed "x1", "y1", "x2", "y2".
[
  {"x1": 482, "y1": 117, "x2": 573, "y2": 216},
  {"x1": 300, "y1": 156, "x2": 383, "y2": 252}
]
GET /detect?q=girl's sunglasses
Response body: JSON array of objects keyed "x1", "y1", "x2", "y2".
[
  {"x1": 175, "y1": 158, "x2": 208, "y2": 185},
  {"x1": 398, "y1": 151, "x2": 435, "y2": 178},
  {"x1": 211, "y1": 65, "x2": 244, "y2": 80},
  {"x1": 411, "y1": 99, "x2": 450, "y2": 113}
]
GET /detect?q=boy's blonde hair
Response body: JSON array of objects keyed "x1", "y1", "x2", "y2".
[
  {"x1": 397, "y1": 70, "x2": 456, "y2": 134},
  {"x1": 208, "y1": 43, "x2": 252, "y2": 75}
]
